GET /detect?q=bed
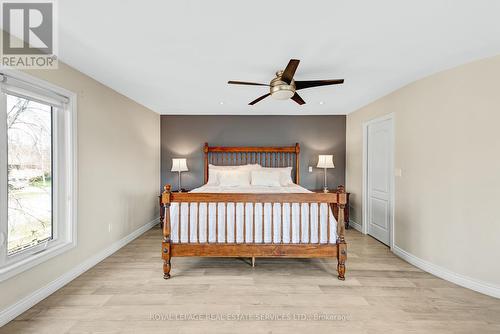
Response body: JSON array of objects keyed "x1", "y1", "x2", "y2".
[{"x1": 161, "y1": 143, "x2": 347, "y2": 280}]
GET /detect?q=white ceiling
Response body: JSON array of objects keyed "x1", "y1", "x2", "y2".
[{"x1": 59, "y1": 0, "x2": 500, "y2": 115}]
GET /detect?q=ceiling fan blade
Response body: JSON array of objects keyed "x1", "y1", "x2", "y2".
[
  {"x1": 249, "y1": 93, "x2": 271, "y2": 105},
  {"x1": 228, "y1": 80, "x2": 269, "y2": 86},
  {"x1": 295, "y1": 79, "x2": 344, "y2": 90},
  {"x1": 281, "y1": 59, "x2": 300, "y2": 84},
  {"x1": 291, "y1": 93, "x2": 306, "y2": 105}
]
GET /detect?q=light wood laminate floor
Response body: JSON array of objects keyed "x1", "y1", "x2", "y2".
[{"x1": 2, "y1": 226, "x2": 499, "y2": 333}]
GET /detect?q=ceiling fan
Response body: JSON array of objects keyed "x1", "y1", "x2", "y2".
[{"x1": 228, "y1": 59, "x2": 344, "y2": 105}]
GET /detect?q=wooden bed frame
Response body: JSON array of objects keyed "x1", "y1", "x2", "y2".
[{"x1": 161, "y1": 143, "x2": 347, "y2": 280}]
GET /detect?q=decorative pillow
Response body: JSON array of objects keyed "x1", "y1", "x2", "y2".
[
  {"x1": 218, "y1": 170, "x2": 251, "y2": 187},
  {"x1": 207, "y1": 164, "x2": 261, "y2": 185},
  {"x1": 250, "y1": 170, "x2": 281, "y2": 187},
  {"x1": 261, "y1": 166, "x2": 294, "y2": 186}
]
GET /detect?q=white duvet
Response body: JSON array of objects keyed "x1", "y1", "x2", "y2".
[{"x1": 170, "y1": 184, "x2": 338, "y2": 244}]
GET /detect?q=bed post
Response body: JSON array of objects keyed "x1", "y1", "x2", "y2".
[
  {"x1": 162, "y1": 185, "x2": 172, "y2": 279},
  {"x1": 204, "y1": 142, "x2": 209, "y2": 184},
  {"x1": 295, "y1": 143, "x2": 300, "y2": 184},
  {"x1": 336, "y1": 188, "x2": 347, "y2": 280}
]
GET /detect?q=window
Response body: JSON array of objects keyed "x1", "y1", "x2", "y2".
[
  {"x1": 0, "y1": 70, "x2": 77, "y2": 282},
  {"x1": 7, "y1": 96, "x2": 53, "y2": 255}
]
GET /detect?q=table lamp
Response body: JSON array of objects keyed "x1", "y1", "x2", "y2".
[
  {"x1": 171, "y1": 158, "x2": 188, "y2": 192},
  {"x1": 317, "y1": 155, "x2": 335, "y2": 193}
]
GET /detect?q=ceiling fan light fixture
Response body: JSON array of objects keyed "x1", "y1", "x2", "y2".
[
  {"x1": 271, "y1": 87, "x2": 294, "y2": 100},
  {"x1": 270, "y1": 75, "x2": 295, "y2": 100}
]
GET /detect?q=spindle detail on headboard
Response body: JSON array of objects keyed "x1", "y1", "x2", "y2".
[{"x1": 203, "y1": 143, "x2": 300, "y2": 184}]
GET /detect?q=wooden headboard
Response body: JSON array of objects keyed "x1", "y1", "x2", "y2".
[{"x1": 203, "y1": 142, "x2": 301, "y2": 184}]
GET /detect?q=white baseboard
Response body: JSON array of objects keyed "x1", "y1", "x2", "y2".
[
  {"x1": 344, "y1": 220, "x2": 499, "y2": 298},
  {"x1": 392, "y1": 245, "x2": 500, "y2": 299},
  {"x1": 349, "y1": 220, "x2": 363, "y2": 233},
  {"x1": 0, "y1": 218, "x2": 160, "y2": 327}
]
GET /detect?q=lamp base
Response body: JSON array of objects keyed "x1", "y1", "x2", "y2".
[{"x1": 323, "y1": 187, "x2": 329, "y2": 193}]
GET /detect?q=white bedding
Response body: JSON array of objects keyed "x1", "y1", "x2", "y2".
[{"x1": 170, "y1": 184, "x2": 338, "y2": 244}]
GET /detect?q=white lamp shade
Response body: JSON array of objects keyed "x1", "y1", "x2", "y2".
[
  {"x1": 317, "y1": 155, "x2": 335, "y2": 169},
  {"x1": 171, "y1": 158, "x2": 188, "y2": 172}
]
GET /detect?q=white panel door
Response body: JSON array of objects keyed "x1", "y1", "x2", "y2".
[{"x1": 366, "y1": 118, "x2": 393, "y2": 245}]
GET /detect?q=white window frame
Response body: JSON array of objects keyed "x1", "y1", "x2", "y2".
[{"x1": 0, "y1": 69, "x2": 77, "y2": 282}]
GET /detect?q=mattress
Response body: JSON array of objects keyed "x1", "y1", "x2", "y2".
[{"x1": 169, "y1": 184, "x2": 338, "y2": 244}]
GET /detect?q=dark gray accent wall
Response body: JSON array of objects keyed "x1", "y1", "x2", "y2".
[{"x1": 161, "y1": 115, "x2": 346, "y2": 191}]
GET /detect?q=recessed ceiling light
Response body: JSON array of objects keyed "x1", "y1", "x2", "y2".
[
  {"x1": 219, "y1": 101, "x2": 224, "y2": 105},
  {"x1": 319, "y1": 101, "x2": 324, "y2": 105}
]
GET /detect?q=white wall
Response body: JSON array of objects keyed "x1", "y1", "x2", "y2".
[
  {"x1": 346, "y1": 55, "x2": 500, "y2": 291},
  {"x1": 0, "y1": 62, "x2": 160, "y2": 311}
]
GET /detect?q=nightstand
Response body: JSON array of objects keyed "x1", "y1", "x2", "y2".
[{"x1": 312, "y1": 187, "x2": 350, "y2": 229}]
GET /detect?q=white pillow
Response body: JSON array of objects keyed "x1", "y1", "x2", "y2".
[
  {"x1": 261, "y1": 167, "x2": 294, "y2": 186},
  {"x1": 207, "y1": 164, "x2": 261, "y2": 185},
  {"x1": 218, "y1": 170, "x2": 251, "y2": 187},
  {"x1": 207, "y1": 164, "x2": 236, "y2": 185},
  {"x1": 251, "y1": 170, "x2": 281, "y2": 187}
]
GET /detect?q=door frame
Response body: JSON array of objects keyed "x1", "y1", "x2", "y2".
[{"x1": 362, "y1": 113, "x2": 395, "y2": 249}]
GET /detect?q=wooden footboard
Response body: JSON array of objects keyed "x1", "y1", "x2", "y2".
[{"x1": 161, "y1": 185, "x2": 348, "y2": 280}]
